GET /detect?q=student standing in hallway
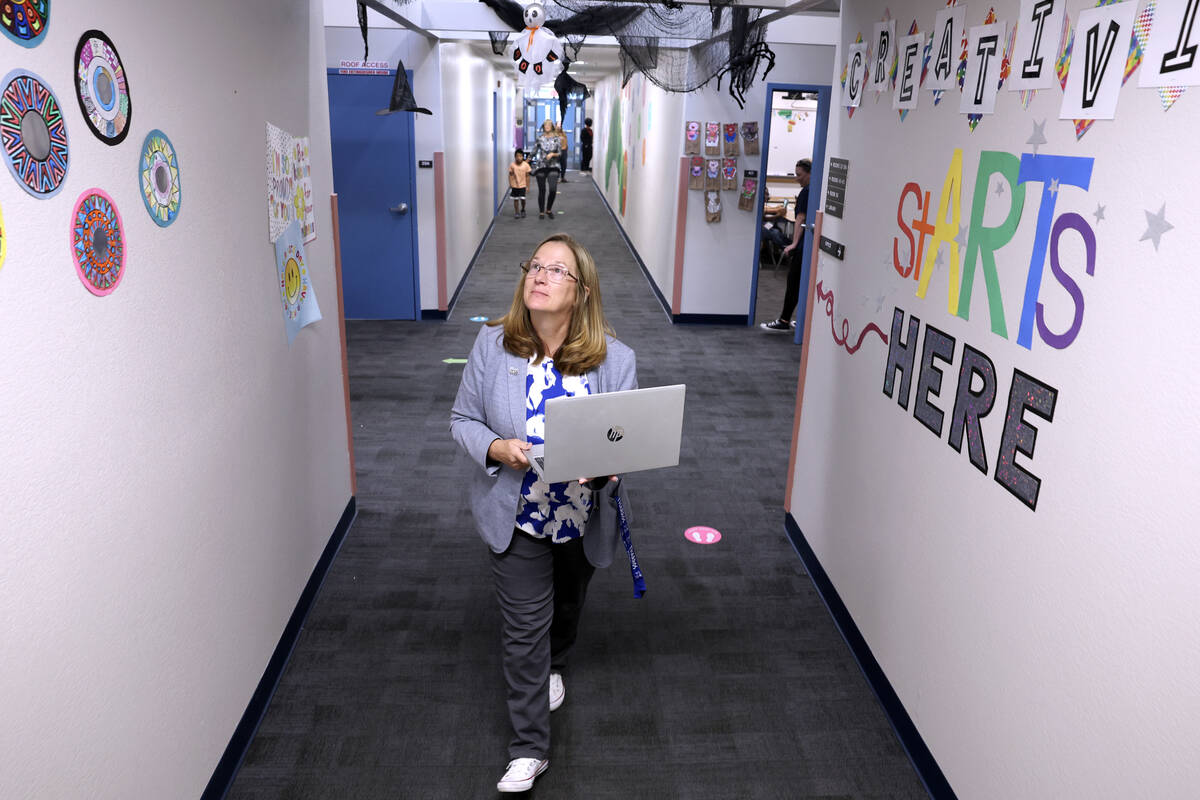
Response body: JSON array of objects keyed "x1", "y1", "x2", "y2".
[
  {"x1": 761, "y1": 158, "x2": 812, "y2": 333},
  {"x1": 529, "y1": 119, "x2": 561, "y2": 219},
  {"x1": 579, "y1": 117, "x2": 593, "y2": 173},
  {"x1": 450, "y1": 233, "x2": 638, "y2": 794},
  {"x1": 508, "y1": 149, "x2": 532, "y2": 218}
]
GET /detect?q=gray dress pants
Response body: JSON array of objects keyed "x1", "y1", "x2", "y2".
[{"x1": 490, "y1": 529, "x2": 595, "y2": 759}]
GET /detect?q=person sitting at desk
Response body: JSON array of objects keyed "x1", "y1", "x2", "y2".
[{"x1": 761, "y1": 200, "x2": 790, "y2": 251}]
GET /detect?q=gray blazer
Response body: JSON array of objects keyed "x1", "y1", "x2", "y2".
[{"x1": 450, "y1": 324, "x2": 638, "y2": 567}]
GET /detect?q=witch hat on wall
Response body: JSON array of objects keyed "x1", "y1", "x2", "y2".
[{"x1": 377, "y1": 59, "x2": 432, "y2": 115}]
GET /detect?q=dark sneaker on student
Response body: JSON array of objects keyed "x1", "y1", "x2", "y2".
[
  {"x1": 497, "y1": 758, "x2": 549, "y2": 793},
  {"x1": 760, "y1": 319, "x2": 791, "y2": 332}
]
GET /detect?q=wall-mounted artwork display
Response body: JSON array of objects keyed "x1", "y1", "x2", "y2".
[
  {"x1": 684, "y1": 120, "x2": 700, "y2": 153},
  {"x1": 1, "y1": 0, "x2": 49, "y2": 48},
  {"x1": 688, "y1": 155, "x2": 704, "y2": 190},
  {"x1": 704, "y1": 189, "x2": 722, "y2": 223},
  {"x1": 74, "y1": 30, "x2": 131, "y2": 145},
  {"x1": 723, "y1": 122, "x2": 739, "y2": 155},
  {"x1": 738, "y1": 169, "x2": 758, "y2": 211},
  {"x1": 705, "y1": 158, "x2": 720, "y2": 190},
  {"x1": 274, "y1": 220, "x2": 322, "y2": 345},
  {"x1": 741, "y1": 121, "x2": 760, "y2": 154},
  {"x1": 704, "y1": 121, "x2": 720, "y2": 155},
  {"x1": 139, "y1": 129, "x2": 181, "y2": 227},
  {"x1": 1, "y1": 69, "x2": 69, "y2": 198},
  {"x1": 292, "y1": 136, "x2": 316, "y2": 242},
  {"x1": 71, "y1": 188, "x2": 125, "y2": 296},
  {"x1": 721, "y1": 157, "x2": 737, "y2": 190},
  {"x1": 266, "y1": 121, "x2": 295, "y2": 243}
]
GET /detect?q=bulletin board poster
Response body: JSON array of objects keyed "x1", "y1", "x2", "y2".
[
  {"x1": 790, "y1": 0, "x2": 1200, "y2": 797},
  {"x1": 265, "y1": 121, "x2": 295, "y2": 243}
]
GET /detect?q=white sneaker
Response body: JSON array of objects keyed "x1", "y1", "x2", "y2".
[
  {"x1": 497, "y1": 758, "x2": 549, "y2": 792},
  {"x1": 549, "y1": 672, "x2": 565, "y2": 712}
]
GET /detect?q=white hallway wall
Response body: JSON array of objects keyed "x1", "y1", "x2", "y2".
[
  {"x1": 592, "y1": 43, "x2": 834, "y2": 317},
  {"x1": 0, "y1": 1, "x2": 351, "y2": 797},
  {"x1": 790, "y1": 0, "x2": 1200, "y2": 796}
]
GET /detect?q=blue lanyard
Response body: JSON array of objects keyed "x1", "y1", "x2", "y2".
[{"x1": 613, "y1": 491, "x2": 645, "y2": 598}]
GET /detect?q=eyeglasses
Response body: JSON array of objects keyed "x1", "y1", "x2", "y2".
[{"x1": 521, "y1": 261, "x2": 578, "y2": 284}]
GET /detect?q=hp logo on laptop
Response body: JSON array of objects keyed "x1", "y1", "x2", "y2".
[{"x1": 606, "y1": 426, "x2": 624, "y2": 442}]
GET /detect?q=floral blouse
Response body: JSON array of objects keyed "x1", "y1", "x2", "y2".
[{"x1": 514, "y1": 356, "x2": 592, "y2": 542}]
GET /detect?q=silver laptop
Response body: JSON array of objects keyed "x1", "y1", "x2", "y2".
[{"x1": 527, "y1": 384, "x2": 686, "y2": 483}]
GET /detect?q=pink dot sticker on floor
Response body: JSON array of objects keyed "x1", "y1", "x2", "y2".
[{"x1": 684, "y1": 526, "x2": 722, "y2": 545}]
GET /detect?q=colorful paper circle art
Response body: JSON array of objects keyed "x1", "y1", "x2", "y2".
[
  {"x1": 139, "y1": 129, "x2": 181, "y2": 226},
  {"x1": 75, "y1": 29, "x2": 131, "y2": 145},
  {"x1": 71, "y1": 189, "x2": 125, "y2": 296},
  {"x1": 1, "y1": 0, "x2": 50, "y2": 48},
  {"x1": 279, "y1": 239, "x2": 310, "y2": 320},
  {"x1": 1, "y1": 69, "x2": 69, "y2": 198}
]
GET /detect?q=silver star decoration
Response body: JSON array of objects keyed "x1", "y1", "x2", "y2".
[
  {"x1": 1140, "y1": 203, "x2": 1174, "y2": 251},
  {"x1": 954, "y1": 224, "x2": 969, "y2": 249},
  {"x1": 1048, "y1": 177, "x2": 1060, "y2": 196},
  {"x1": 1093, "y1": 204, "x2": 1106, "y2": 224},
  {"x1": 935, "y1": 248, "x2": 946, "y2": 269},
  {"x1": 874, "y1": 293, "x2": 887, "y2": 312},
  {"x1": 1026, "y1": 119, "x2": 1047, "y2": 155},
  {"x1": 994, "y1": 180, "x2": 1005, "y2": 197}
]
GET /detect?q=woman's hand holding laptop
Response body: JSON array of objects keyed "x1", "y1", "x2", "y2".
[{"x1": 487, "y1": 438, "x2": 532, "y2": 470}]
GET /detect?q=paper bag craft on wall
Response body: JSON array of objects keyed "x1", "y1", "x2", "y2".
[
  {"x1": 689, "y1": 156, "x2": 704, "y2": 190},
  {"x1": 723, "y1": 123, "x2": 739, "y2": 155},
  {"x1": 738, "y1": 169, "x2": 759, "y2": 211},
  {"x1": 684, "y1": 120, "x2": 701, "y2": 154},
  {"x1": 705, "y1": 190, "x2": 722, "y2": 223},
  {"x1": 704, "y1": 122, "x2": 721, "y2": 155},
  {"x1": 741, "y1": 121, "x2": 759, "y2": 154},
  {"x1": 705, "y1": 158, "x2": 721, "y2": 190},
  {"x1": 721, "y1": 158, "x2": 737, "y2": 190}
]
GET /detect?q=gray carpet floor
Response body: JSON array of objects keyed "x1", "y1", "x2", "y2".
[{"x1": 227, "y1": 175, "x2": 927, "y2": 799}]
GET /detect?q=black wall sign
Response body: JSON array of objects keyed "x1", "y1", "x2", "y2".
[
  {"x1": 825, "y1": 157, "x2": 849, "y2": 219},
  {"x1": 819, "y1": 235, "x2": 845, "y2": 260}
]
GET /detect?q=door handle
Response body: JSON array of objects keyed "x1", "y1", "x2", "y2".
[{"x1": 389, "y1": 202, "x2": 409, "y2": 215}]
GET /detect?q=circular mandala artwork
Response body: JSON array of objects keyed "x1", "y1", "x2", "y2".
[
  {"x1": 139, "y1": 129, "x2": 181, "y2": 226},
  {"x1": 71, "y1": 189, "x2": 125, "y2": 296},
  {"x1": 279, "y1": 240, "x2": 310, "y2": 319},
  {"x1": 1, "y1": 0, "x2": 50, "y2": 48},
  {"x1": 74, "y1": 29, "x2": 131, "y2": 145},
  {"x1": 1, "y1": 69, "x2": 69, "y2": 198}
]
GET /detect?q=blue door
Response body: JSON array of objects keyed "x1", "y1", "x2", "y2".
[{"x1": 327, "y1": 71, "x2": 420, "y2": 319}]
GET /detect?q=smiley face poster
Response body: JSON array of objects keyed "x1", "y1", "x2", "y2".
[{"x1": 273, "y1": 220, "x2": 321, "y2": 344}]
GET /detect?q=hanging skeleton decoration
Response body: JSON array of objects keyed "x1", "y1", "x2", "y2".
[
  {"x1": 508, "y1": 3, "x2": 564, "y2": 88},
  {"x1": 482, "y1": 0, "x2": 645, "y2": 111}
]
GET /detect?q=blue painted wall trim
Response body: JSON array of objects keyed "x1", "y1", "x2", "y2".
[
  {"x1": 588, "y1": 179, "x2": 673, "y2": 322},
  {"x1": 784, "y1": 513, "x2": 955, "y2": 800},
  {"x1": 202, "y1": 496, "x2": 358, "y2": 799}
]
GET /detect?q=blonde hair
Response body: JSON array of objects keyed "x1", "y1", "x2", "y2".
[{"x1": 491, "y1": 233, "x2": 612, "y2": 375}]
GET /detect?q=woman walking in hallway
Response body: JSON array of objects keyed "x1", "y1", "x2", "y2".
[
  {"x1": 450, "y1": 233, "x2": 638, "y2": 793},
  {"x1": 529, "y1": 119, "x2": 562, "y2": 219}
]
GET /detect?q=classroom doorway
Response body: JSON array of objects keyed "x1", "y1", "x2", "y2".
[{"x1": 749, "y1": 84, "x2": 830, "y2": 343}]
